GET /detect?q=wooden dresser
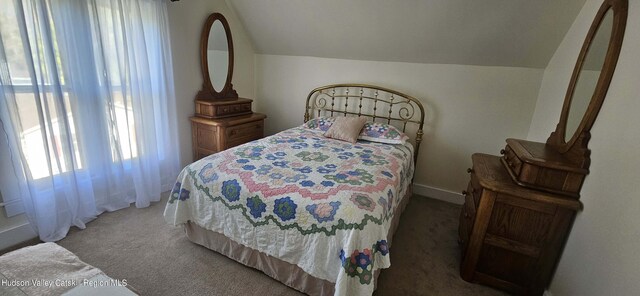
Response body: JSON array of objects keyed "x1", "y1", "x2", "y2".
[
  {"x1": 191, "y1": 12, "x2": 269, "y2": 161},
  {"x1": 190, "y1": 98, "x2": 266, "y2": 161},
  {"x1": 459, "y1": 154, "x2": 582, "y2": 295},
  {"x1": 191, "y1": 113, "x2": 265, "y2": 160},
  {"x1": 458, "y1": 0, "x2": 628, "y2": 294}
]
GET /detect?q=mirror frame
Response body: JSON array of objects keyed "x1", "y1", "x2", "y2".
[
  {"x1": 198, "y1": 13, "x2": 238, "y2": 100},
  {"x1": 548, "y1": 0, "x2": 627, "y2": 155}
]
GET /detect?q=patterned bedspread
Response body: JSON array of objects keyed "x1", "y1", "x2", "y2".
[{"x1": 164, "y1": 126, "x2": 414, "y2": 296}]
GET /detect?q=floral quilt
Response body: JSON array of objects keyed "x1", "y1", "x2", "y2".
[{"x1": 164, "y1": 126, "x2": 414, "y2": 296}]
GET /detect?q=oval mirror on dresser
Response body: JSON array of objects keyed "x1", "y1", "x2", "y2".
[
  {"x1": 207, "y1": 20, "x2": 229, "y2": 92},
  {"x1": 550, "y1": 0, "x2": 627, "y2": 153},
  {"x1": 564, "y1": 10, "x2": 612, "y2": 142},
  {"x1": 198, "y1": 12, "x2": 237, "y2": 100}
]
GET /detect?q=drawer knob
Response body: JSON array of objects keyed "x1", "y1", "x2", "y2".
[
  {"x1": 464, "y1": 212, "x2": 470, "y2": 218},
  {"x1": 462, "y1": 190, "x2": 468, "y2": 196},
  {"x1": 467, "y1": 168, "x2": 473, "y2": 173},
  {"x1": 230, "y1": 130, "x2": 238, "y2": 136},
  {"x1": 500, "y1": 149, "x2": 506, "y2": 155}
]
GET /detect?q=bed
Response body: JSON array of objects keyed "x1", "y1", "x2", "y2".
[{"x1": 164, "y1": 84, "x2": 425, "y2": 296}]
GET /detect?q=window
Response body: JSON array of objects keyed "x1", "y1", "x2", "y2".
[
  {"x1": 0, "y1": 0, "x2": 178, "y2": 239},
  {"x1": 0, "y1": 0, "x2": 139, "y2": 180}
]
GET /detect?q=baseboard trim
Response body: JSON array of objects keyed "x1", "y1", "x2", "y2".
[
  {"x1": 0, "y1": 222, "x2": 37, "y2": 251},
  {"x1": 413, "y1": 183, "x2": 464, "y2": 205}
]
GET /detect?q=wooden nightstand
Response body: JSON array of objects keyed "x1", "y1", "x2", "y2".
[{"x1": 190, "y1": 113, "x2": 266, "y2": 161}]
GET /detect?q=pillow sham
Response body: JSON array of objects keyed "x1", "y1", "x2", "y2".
[
  {"x1": 303, "y1": 116, "x2": 336, "y2": 131},
  {"x1": 304, "y1": 117, "x2": 409, "y2": 144},
  {"x1": 323, "y1": 117, "x2": 368, "y2": 143},
  {"x1": 358, "y1": 121, "x2": 410, "y2": 144}
]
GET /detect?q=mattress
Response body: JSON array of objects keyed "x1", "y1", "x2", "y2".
[{"x1": 164, "y1": 126, "x2": 414, "y2": 295}]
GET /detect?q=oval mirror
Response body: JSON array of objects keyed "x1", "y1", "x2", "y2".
[
  {"x1": 548, "y1": 0, "x2": 627, "y2": 153},
  {"x1": 198, "y1": 13, "x2": 237, "y2": 100},
  {"x1": 564, "y1": 10, "x2": 613, "y2": 142},
  {"x1": 208, "y1": 20, "x2": 229, "y2": 92}
]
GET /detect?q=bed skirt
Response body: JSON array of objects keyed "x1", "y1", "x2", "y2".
[{"x1": 183, "y1": 187, "x2": 413, "y2": 296}]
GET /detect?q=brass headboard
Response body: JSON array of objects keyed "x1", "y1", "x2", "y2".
[{"x1": 304, "y1": 84, "x2": 425, "y2": 163}]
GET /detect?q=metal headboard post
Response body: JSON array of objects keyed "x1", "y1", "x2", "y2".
[{"x1": 304, "y1": 84, "x2": 426, "y2": 165}]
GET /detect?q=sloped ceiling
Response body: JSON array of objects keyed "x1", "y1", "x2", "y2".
[{"x1": 228, "y1": 0, "x2": 587, "y2": 68}]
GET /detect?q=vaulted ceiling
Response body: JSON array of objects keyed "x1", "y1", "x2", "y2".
[{"x1": 228, "y1": 0, "x2": 587, "y2": 68}]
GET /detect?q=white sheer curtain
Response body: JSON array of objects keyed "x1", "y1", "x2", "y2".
[{"x1": 0, "y1": 0, "x2": 180, "y2": 241}]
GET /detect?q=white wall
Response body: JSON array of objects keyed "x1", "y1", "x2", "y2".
[
  {"x1": 255, "y1": 55, "x2": 544, "y2": 194},
  {"x1": 167, "y1": 0, "x2": 256, "y2": 167},
  {"x1": 527, "y1": 0, "x2": 640, "y2": 294}
]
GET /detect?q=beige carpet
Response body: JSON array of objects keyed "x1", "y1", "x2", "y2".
[{"x1": 44, "y1": 193, "x2": 506, "y2": 296}]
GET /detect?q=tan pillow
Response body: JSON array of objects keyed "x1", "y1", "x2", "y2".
[{"x1": 323, "y1": 116, "x2": 367, "y2": 143}]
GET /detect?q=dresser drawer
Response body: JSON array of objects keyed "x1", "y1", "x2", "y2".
[
  {"x1": 502, "y1": 145, "x2": 523, "y2": 175},
  {"x1": 225, "y1": 120, "x2": 264, "y2": 148},
  {"x1": 191, "y1": 113, "x2": 266, "y2": 162},
  {"x1": 500, "y1": 139, "x2": 587, "y2": 198},
  {"x1": 195, "y1": 98, "x2": 253, "y2": 119},
  {"x1": 217, "y1": 102, "x2": 252, "y2": 117}
]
